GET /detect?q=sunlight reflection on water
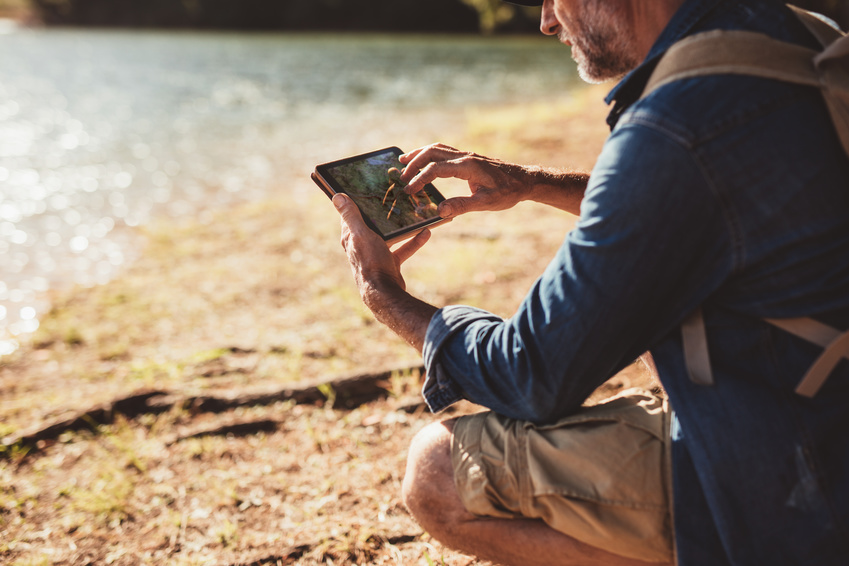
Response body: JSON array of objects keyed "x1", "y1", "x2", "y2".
[{"x1": 0, "y1": 25, "x2": 579, "y2": 354}]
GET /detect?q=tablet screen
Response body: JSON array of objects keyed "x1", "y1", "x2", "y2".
[{"x1": 315, "y1": 147, "x2": 445, "y2": 240}]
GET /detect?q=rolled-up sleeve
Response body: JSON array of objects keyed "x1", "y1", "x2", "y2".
[
  {"x1": 421, "y1": 121, "x2": 736, "y2": 423},
  {"x1": 422, "y1": 305, "x2": 503, "y2": 412}
]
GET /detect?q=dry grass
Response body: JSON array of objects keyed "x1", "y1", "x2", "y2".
[{"x1": 0, "y1": 83, "x2": 647, "y2": 565}]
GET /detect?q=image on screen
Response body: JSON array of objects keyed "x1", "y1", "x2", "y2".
[{"x1": 327, "y1": 152, "x2": 440, "y2": 236}]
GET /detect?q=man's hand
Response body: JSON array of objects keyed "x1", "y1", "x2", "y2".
[
  {"x1": 399, "y1": 143, "x2": 532, "y2": 219},
  {"x1": 399, "y1": 143, "x2": 589, "y2": 217},
  {"x1": 334, "y1": 192, "x2": 430, "y2": 297},
  {"x1": 334, "y1": 193, "x2": 437, "y2": 352}
]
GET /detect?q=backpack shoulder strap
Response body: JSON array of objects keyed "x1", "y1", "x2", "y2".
[
  {"x1": 643, "y1": 5, "x2": 846, "y2": 94},
  {"x1": 640, "y1": 6, "x2": 849, "y2": 157},
  {"x1": 641, "y1": 29, "x2": 821, "y2": 97}
]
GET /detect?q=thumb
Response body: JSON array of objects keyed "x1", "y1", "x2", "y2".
[
  {"x1": 438, "y1": 195, "x2": 478, "y2": 218},
  {"x1": 394, "y1": 228, "x2": 431, "y2": 264},
  {"x1": 333, "y1": 192, "x2": 352, "y2": 212},
  {"x1": 333, "y1": 193, "x2": 364, "y2": 224}
]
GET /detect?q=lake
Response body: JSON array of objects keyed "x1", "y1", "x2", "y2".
[{"x1": 0, "y1": 23, "x2": 581, "y2": 353}]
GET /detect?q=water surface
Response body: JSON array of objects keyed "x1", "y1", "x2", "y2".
[{"x1": 0, "y1": 25, "x2": 580, "y2": 352}]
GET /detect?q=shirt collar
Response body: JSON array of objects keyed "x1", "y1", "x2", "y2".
[{"x1": 604, "y1": 0, "x2": 729, "y2": 129}]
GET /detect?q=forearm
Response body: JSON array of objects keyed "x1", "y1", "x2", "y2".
[
  {"x1": 362, "y1": 276, "x2": 438, "y2": 353},
  {"x1": 522, "y1": 167, "x2": 590, "y2": 215},
  {"x1": 334, "y1": 191, "x2": 438, "y2": 353}
]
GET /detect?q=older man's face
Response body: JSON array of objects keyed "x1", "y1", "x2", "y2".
[{"x1": 541, "y1": 0, "x2": 641, "y2": 83}]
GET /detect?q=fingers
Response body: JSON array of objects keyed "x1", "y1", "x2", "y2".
[
  {"x1": 404, "y1": 159, "x2": 475, "y2": 196},
  {"x1": 393, "y1": 228, "x2": 431, "y2": 264},
  {"x1": 399, "y1": 143, "x2": 459, "y2": 167},
  {"x1": 399, "y1": 143, "x2": 466, "y2": 187}
]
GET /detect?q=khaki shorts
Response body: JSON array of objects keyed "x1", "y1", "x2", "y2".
[{"x1": 451, "y1": 389, "x2": 673, "y2": 563}]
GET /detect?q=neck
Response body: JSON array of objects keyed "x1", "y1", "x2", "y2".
[{"x1": 628, "y1": 0, "x2": 687, "y2": 60}]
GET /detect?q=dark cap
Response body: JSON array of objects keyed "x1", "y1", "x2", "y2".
[{"x1": 506, "y1": 0, "x2": 543, "y2": 5}]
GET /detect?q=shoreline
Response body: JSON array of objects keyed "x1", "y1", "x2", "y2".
[{"x1": 3, "y1": 83, "x2": 615, "y2": 430}]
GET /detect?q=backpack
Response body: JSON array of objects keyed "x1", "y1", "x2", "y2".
[{"x1": 639, "y1": 5, "x2": 849, "y2": 397}]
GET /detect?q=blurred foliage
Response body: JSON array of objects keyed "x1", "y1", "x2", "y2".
[
  {"x1": 27, "y1": 0, "x2": 539, "y2": 32},
  {"x1": 459, "y1": 0, "x2": 541, "y2": 33},
  {"x1": 11, "y1": 0, "x2": 848, "y2": 32},
  {"x1": 0, "y1": 0, "x2": 29, "y2": 17}
]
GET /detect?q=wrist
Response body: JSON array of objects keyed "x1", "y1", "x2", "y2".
[
  {"x1": 525, "y1": 168, "x2": 589, "y2": 214},
  {"x1": 360, "y1": 273, "x2": 405, "y2": 315},
  {"x1": 359, "y1": 274, "x2": 437, "y2": 353}
]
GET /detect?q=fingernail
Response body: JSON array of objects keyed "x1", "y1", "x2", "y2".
[
  {"x1": 439, "y1": 202, "x2": 452, "y2": 217},
  {"x1": 332, "y1": 194, "x2": 346, "y2": 209}
]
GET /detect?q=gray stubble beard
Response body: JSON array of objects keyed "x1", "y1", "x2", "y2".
[{"x1": 564, "y1": 1, "x2": 642, "y2": 84}]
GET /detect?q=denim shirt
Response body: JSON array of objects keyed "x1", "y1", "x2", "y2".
[{"x1": 421, "y1": 0, "x2": 849, "y2": 563}]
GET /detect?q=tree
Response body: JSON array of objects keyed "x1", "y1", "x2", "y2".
[{"x1": 459, "y1": 0, "x2": 539, "y2": 34}]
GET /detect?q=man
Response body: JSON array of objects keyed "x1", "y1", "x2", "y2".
[{"x1": 332, "y1": 0, "x2": 849, "y2": 564}]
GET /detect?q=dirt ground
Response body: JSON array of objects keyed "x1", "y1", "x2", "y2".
[{"x1": 0, "y1": 84, "x2": 657, "y2": 565}]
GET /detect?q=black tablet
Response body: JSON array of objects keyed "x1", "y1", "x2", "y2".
[{"x1": 312, "y1": 146, "x2": 448, "y2": 244}]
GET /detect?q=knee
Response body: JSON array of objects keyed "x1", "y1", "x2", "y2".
[{"x1": 402, "y1": 419, "x2": 463, "y2": 527}]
